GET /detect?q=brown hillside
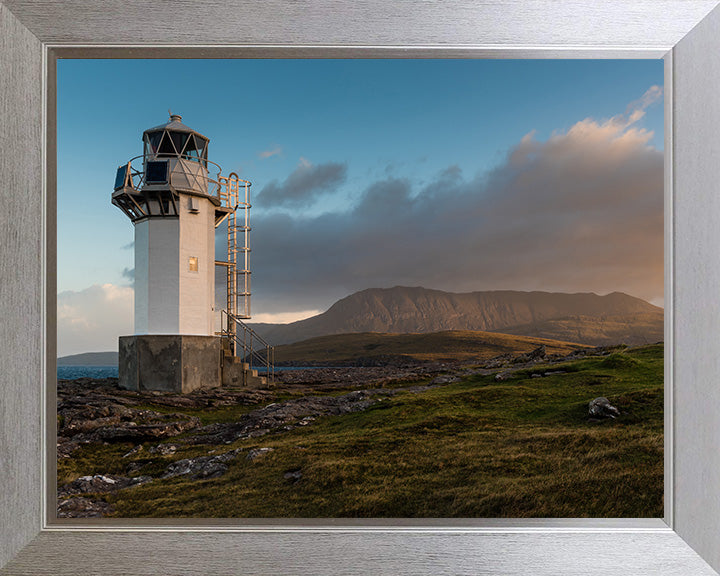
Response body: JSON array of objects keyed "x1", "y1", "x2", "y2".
[
  {"x1": 251, "y1": 287, "x2": 663, "y2": 347},
  {"x1": 272, "y1": 330, "x2": 590, "y2": 365}
]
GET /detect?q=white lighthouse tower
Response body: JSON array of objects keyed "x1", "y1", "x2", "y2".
[{"x1": 112, "y1": 114, "x2": 272, "y2": 392}]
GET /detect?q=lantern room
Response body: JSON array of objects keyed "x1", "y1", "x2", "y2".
[{"x1": 112, "y1": 114, "x2": 222, "y2": 221}]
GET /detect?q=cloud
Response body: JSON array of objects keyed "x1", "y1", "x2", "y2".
[
  {"x1": 249, "y1": 90, "x2": 664, "y2": 313},
  {"x1": 604, "y1": 84, "x2": 663, "y2": 133},
  {"x1": 259, "y1": 146, "x2": 282, "y2": 159},
  {"x1": 122, "y1": 241, "x2": 134, "y2": 250},
  {"x1": 251, "y1": 309, "x2": 322, "y2": 324},
  {"x1": 57, "y1": 284, "x2": 133, "y2": 356},
  {"x1": 628, "y1": 85, "x2": 663, "y2": 115},
  {"x1": 256, "y1": 159, "x2": 347, "y2": 207},
  {"x1": 122, "y1": 267, "x2": 134, "y2": 280}
]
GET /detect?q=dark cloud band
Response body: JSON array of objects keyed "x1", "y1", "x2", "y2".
[
  {"x1": 256, "y1": 160, "x2": 347, "y2": 207},
  {"x1": 249, "y1": 116, "x2": 663, "y2": 314}
]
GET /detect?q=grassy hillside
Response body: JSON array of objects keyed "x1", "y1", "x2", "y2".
[
  {"x1": 58, "y1": 344, "x2": 663, "y2": 518},
  {"x1": 272, "y1": 330, "x2": 590, "y2": 365},
  {"x1": 496, "y1": 312, "x2": 664, "y2": 349}
]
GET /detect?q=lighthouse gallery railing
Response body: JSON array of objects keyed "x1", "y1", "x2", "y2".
[{"x1": 116, "y1": 154, "x2": 229, "y2": 201}]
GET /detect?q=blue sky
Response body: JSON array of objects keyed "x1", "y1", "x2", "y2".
[{"x1": 57, "y1": 59, "x2": 664, "y2": 355}]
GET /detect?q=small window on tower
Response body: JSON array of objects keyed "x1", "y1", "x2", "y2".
[{"x1": 188, "y1": 257, "x2": 198, "y2": 272}]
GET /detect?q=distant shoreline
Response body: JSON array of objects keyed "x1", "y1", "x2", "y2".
[{"x1": 57, "y1": 351, "x2": 118, "y2": 366}]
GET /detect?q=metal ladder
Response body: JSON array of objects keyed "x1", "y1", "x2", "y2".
[
  {"x1": 217, "y1": 173, "x2": 251, "y2": 321},
  {"x1": 216, "y1": 173, "x2": 274, "y2": 382}
]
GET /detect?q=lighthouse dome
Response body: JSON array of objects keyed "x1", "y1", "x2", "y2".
[{"x1": 142, "y1": 113, "x2": 209, "y2": 164}]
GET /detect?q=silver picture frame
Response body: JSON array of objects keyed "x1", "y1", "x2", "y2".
[{"x1": 2, "y1": 1, "x2": 720, "y2": 574}]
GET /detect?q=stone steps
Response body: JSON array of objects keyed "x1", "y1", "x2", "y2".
[{"x1": 221, "y1": 356, "x2": 269, "y2": 389}]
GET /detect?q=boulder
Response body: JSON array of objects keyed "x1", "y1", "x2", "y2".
[
  {"x1": 122, "y1": 445, "x2": 144, "y2": 458},
  {"x1": 528, "y1": 345, "x2": 547, "y2": 360},
  {"x1": 430, "y1": 375, "x2": 460, "y2": 384},
  {"x1": 246, "y1": 447, "x2": 274, "y2": 461},
  {"x1": 588, "y1": 397, "x2": 620, "y2": 419},
  {"x1": 96, "y1": 418, "x2": 200, "y2": 442},
  {"x1": 162, "y1": 448, "x2": 242, "y2": 480},
  {"x1": 57, "y1": 496, "x2": 113, "y2": 518},
  {"x1": 284, "y1": 468, "x2": 302, "y2": 483},
  {"x1": 483, "y1": 353, "x2": 514, "y2": 369},
  {"x1": 58, "y1": 474, "x2": 152, "y2": 498},
  {"x1": 512, "y1": 345, "x2": 547, "y2": 365},
  {"x1": 150, "y1": 443, "x2": 179, "y2": 455}
]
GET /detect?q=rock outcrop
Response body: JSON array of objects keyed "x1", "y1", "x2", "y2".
[
  {"x1": 162, "y1": 449, "x2": 243, "y2": 480},
  {"x1": 58, "y1": 474, "x2": 152, "y2": 498}
]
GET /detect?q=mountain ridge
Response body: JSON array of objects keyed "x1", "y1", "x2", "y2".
[
  {"x1": 57, "y1": 351, "x2": 119, "y2": 366},
  {"x1": 250, "y1": 286, "x2": 663, "y2": 347}
]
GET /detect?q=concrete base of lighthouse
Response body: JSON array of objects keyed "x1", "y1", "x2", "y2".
[{"x1": 118, "y1": 335, "x2": 222, "y2": 393}]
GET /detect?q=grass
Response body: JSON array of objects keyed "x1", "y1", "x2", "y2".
[
  {"x1": 59, "y1": 344, "x2": 663, "y2": 518},
  {"x1": 131, "y1": 402, "x2": 260, "y2": 426}
]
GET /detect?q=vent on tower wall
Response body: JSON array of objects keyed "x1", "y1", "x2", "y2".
[{"x1": 188, "y1": 196, "x2": 199, "y2": 213}]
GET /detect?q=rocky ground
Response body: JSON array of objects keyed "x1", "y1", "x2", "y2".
[{"x1": 56, "y1": 344, "x2": 623, "y2": 518}]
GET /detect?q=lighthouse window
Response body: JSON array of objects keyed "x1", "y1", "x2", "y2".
[
  {"x1": 183, "y1": 134, "x2": 199, "y2": 161},
  {"x1": 170, "y1": 132, "x2": 188, "y2": 156},
  {"x1": 196, "y1": 137, "x2": 207, "y2": 158},
  {"x1": 188, "y1": 256, "x2": 198, "y2": 272},
  {"x1": 195, "y1": 137, "x2": 208, "y2": 167},
  {"x1": 145, "y1": 160, "x2": 168, "y2": 184},
  {"x1": 157, "y1": 132, "x2": 176, "y2": 156},
  {"x1": 144, "y1": 131, "x2": 162, "y2": 156}
]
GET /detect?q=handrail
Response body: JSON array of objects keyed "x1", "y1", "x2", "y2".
[
  {"x1": 221, "y1": 310, "x2": 274, "y2": 384},
  {"x1": 226, "y1": 311, "x2": 273, "y2": 348}
]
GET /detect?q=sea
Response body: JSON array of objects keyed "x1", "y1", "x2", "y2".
[
  {"x1": 57, "y1": 365, "x2": 317, "y2": 380},
  {"x1": 57, "y1": 365, "x2": 118, "y2": 380}
]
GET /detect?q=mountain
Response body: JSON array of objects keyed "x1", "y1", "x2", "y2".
[
  {"x1": 250, "y1": 287, "x2": 663, "y2": 347},
  {"x1": 57, "y1": 351, "x2": 118, "y2": 366}
]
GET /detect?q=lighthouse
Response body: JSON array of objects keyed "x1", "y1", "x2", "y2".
[{"x1": 112, "y1": 114, "x2": 271, "y2": 392}]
